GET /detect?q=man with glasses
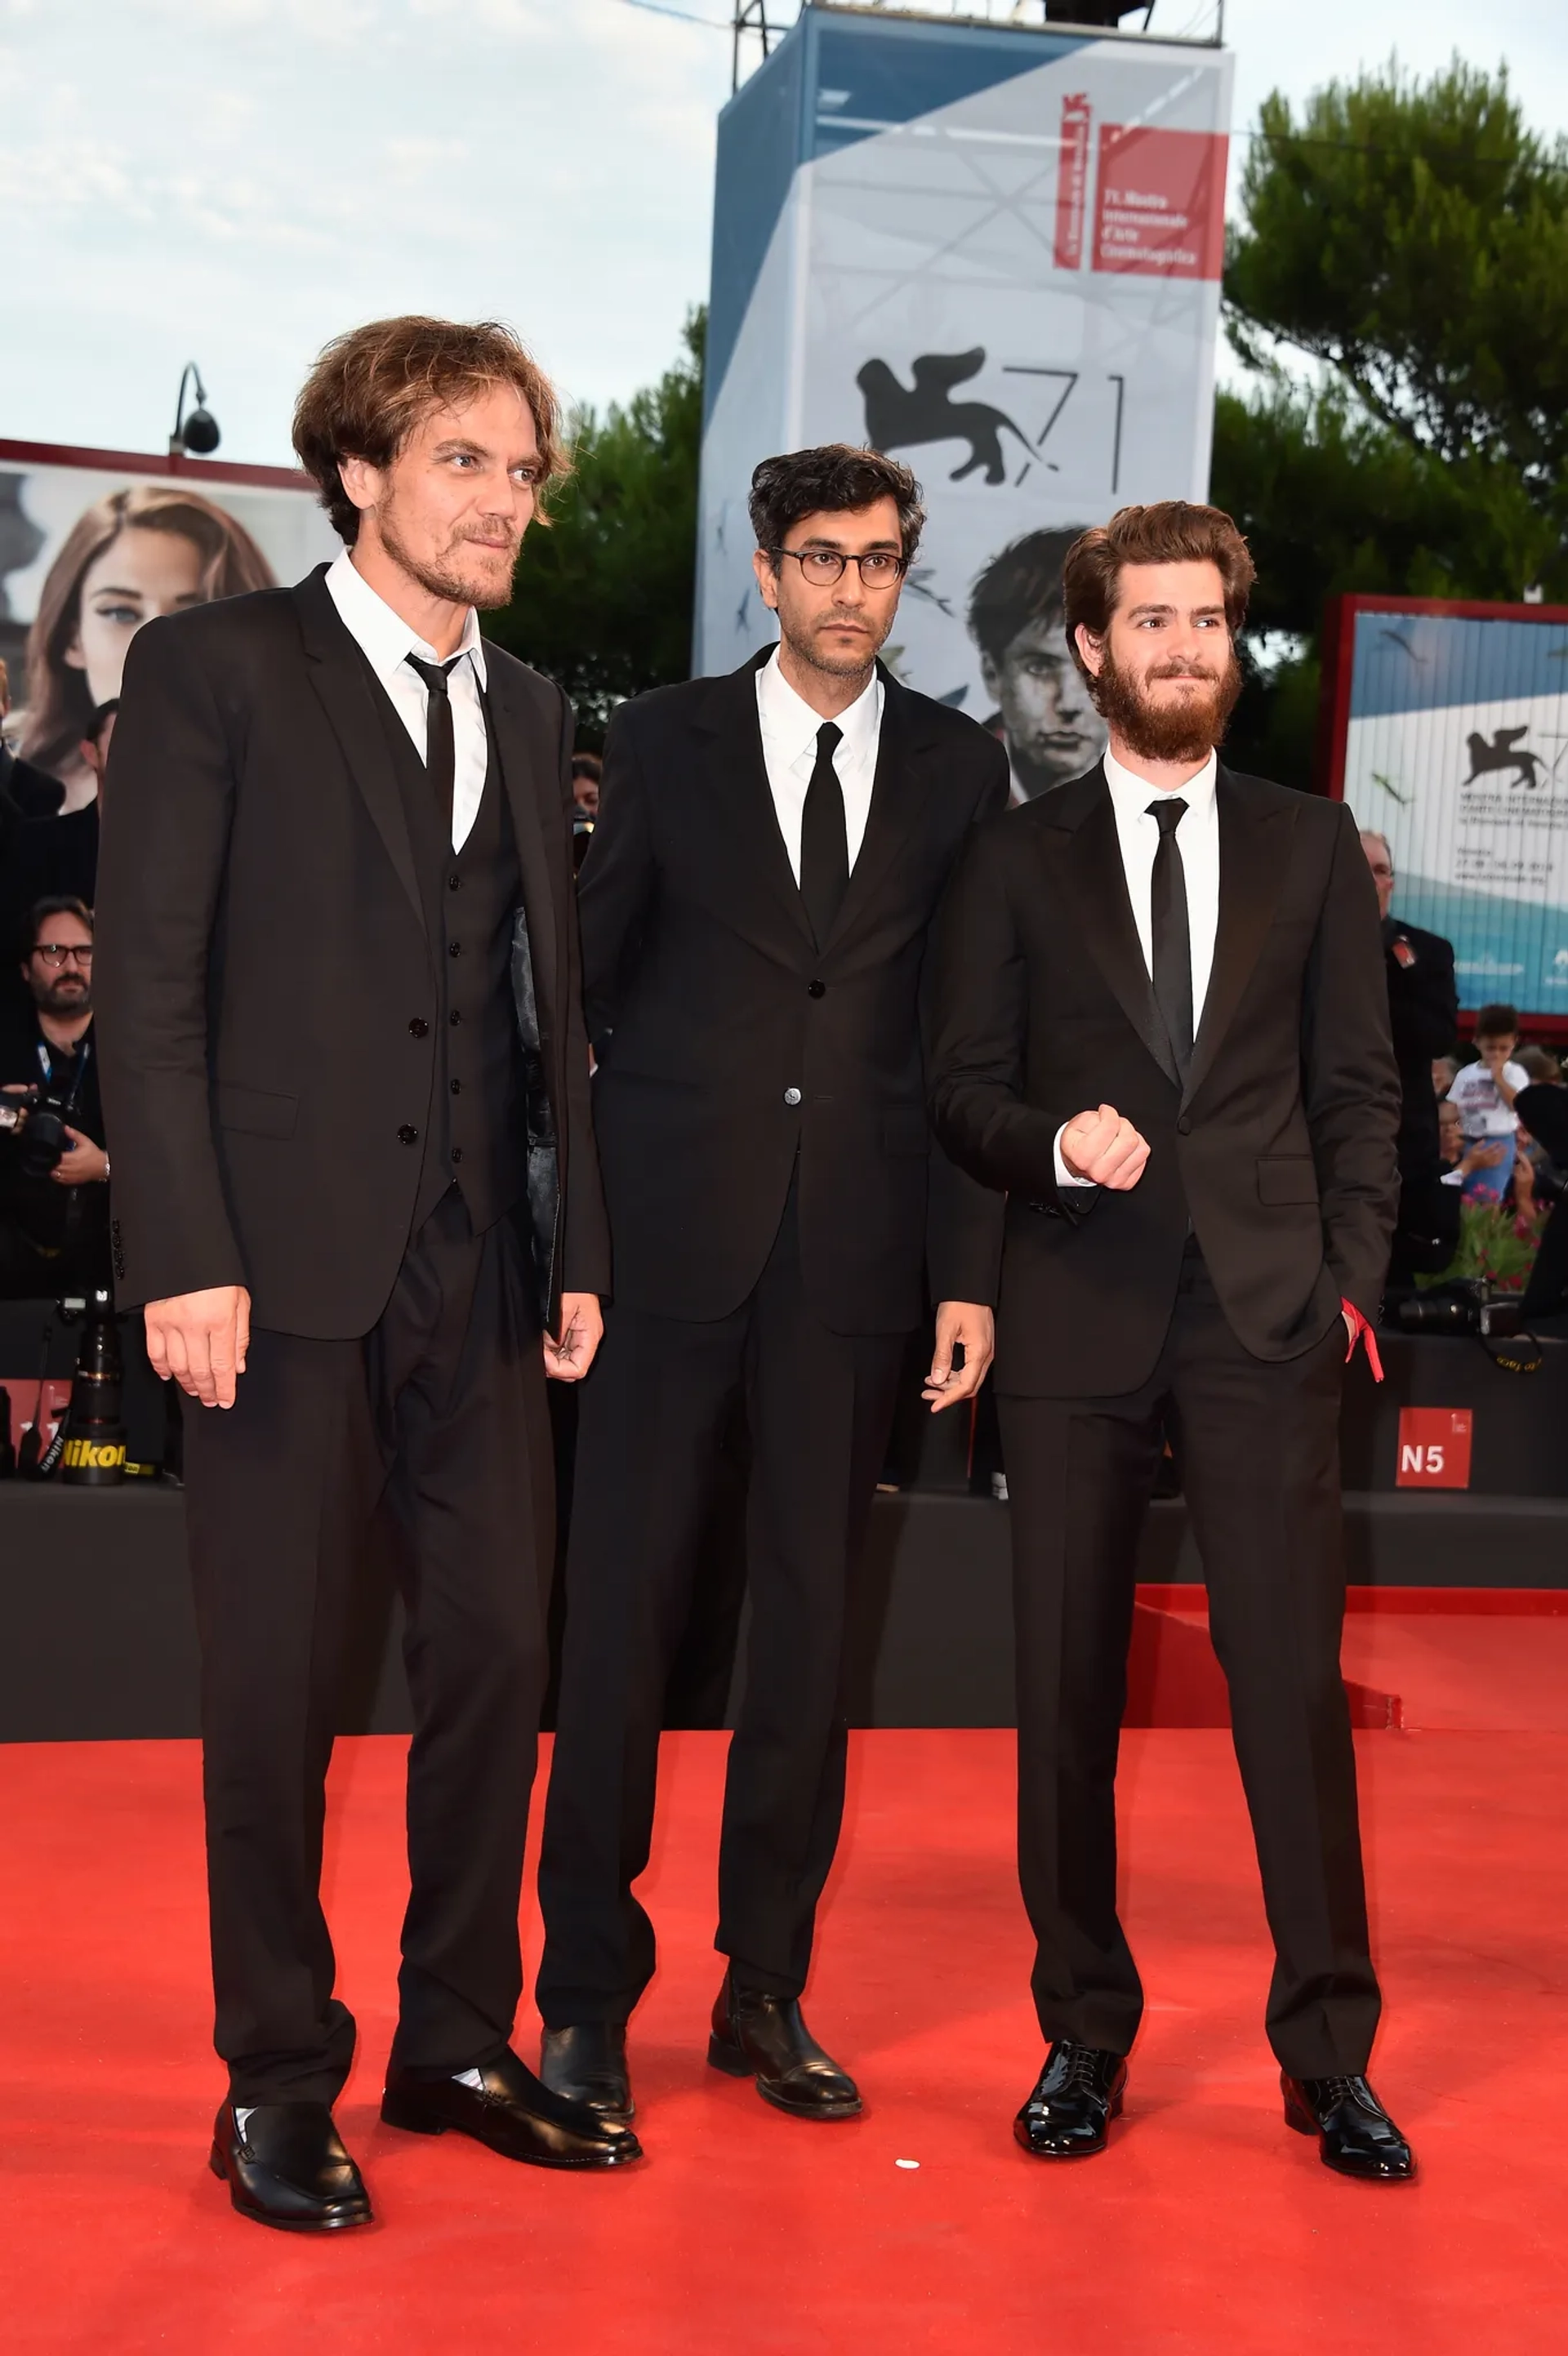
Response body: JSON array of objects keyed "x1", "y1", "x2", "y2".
[
  {"x1": 0, "y1": 897, "x2": 110, "y2": 1296},
  {"x1": 536, "y1": 443, "x2": 1008, "y2": 2134}
]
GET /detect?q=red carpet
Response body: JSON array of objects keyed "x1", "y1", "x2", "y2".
[{"x1": 3, "y1": 1637, "x2": 1566, "y2": 2350}]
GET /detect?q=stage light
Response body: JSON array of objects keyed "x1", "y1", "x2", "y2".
[{"x1": 169, "y1": 363, "x2": 221, "y2": 458}]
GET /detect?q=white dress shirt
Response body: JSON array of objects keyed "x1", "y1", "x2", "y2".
[
  {"x1": 755, "y1": 646, "x2": 883, "y2": 881},
  {"x1": 325, "y1": 549, "x2": 489, "y2": 852},
  {"x1": 1057, "y1": 746, "x2": 1221, "y2": 1187}
]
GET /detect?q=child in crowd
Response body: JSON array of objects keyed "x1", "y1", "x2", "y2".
[{"x1": 1447, "y1": 1004, "x2": 1529, "y2": 1204}]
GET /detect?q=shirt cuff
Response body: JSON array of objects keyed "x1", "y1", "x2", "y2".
[{"x1": 1054, "y1": 1122, "x2": 1097, "y2": 1189}]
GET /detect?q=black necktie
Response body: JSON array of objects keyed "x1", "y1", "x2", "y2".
[
  {"x1": 1147, "y1": 796, "x2": 1193, "y2": 1076},
  {"x1": 406, "y1": 653, "x2": 462, "y2": 841},
  {"x1": 800, "y1": 720, "x2": 848, "y2": 949}
]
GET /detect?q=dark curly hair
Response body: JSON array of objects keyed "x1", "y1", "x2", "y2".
[
  {"x1": 968, "y1": 527, "x2": 1085, "y2": 666},
  {"x1": 749, "y1": 444, "x2": 924, "y2": 562},
  {"x1": 292, "y1": 315, "x2": 568, "y2": 545}
]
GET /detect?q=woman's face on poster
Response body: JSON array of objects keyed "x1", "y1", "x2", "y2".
[{"x1": 65, "y1": 525, "x2": 207, "y2": 703}]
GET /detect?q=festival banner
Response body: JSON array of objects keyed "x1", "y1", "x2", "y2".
[
  {"x1": 698, "y1": 5, "x2": 1232, "y2": 800},
  {"x1": 1327, "y1": 595, "x2": 1568, "y2": 1024},
  {"x1": 0, "y1": 441, "x2": 335, "y2": 804}
]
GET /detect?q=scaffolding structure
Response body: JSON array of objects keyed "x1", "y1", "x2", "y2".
[{"x1": 730, "y1": 2, "x2": 1223, "y2": 95}]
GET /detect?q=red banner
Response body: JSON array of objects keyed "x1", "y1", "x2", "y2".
[
  {"x1": 1093, "y1": 125, "x2": 1227, "y2": 280},
  {"x1": 1054, "y1": 93, "x2": 1093, "y2": 272}
]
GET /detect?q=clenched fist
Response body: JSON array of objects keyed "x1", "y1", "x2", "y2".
[{"x1": 1061, "y1": 1104, "x2": 1150, "y2": 1191}]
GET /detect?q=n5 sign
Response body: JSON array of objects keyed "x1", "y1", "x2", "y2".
[{"x1": 1396, "y1": 1409, "x2": 1473, "y2": 1490}]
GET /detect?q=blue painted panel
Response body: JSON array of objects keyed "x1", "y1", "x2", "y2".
[
  {"x1": 706, "y1": 24, "x2": 806, "y2": 425},
  {"x1": 1352, "y1": 609, "x2": 1568, "y2": 721},
  {"x1": 706, "y1": 8, "x2": 1089, "y2": 416},
  {"x1": 810, "y1": 11, "x2": 1085, "y2": 158}
]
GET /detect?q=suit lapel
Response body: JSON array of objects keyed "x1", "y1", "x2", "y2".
[
  {"x1": 1057, "y1": 768, "x2": 1181, "y2": 1089},
  {"x1": 293, "y1": 569, "x2": 425, "y2": 933},
  {"x1": 1182, "y1": 767, "x2": 1295, "y2": 1107},
  {"x1": 822, "y1": 670, "x2": 938, "y2": 953},
  {"x1": 694, "y1": 657, "x2": 818, "y2": 961},
  {"x1": 483, "y1": 658, "x2": 560, "y2": 1020}
]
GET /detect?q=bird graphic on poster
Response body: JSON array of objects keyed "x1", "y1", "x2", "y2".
[
  {"x1": 1370, "y1": 771, "x2": 1411, "y2": 807},
  {"x1": 901, "y1": 565, "x2": 954, "y2": 617},
  {"x1": 1377, "y1": 627, "x2": 1428, "y2": 666},
  {"x1": 857, "y1": 350, "x2": 1033, "y2": 486},
  {"x1": 1464, "y1": 727, "x2": 1544, "y2": 789}
]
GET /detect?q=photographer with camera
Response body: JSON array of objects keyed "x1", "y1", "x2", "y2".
[{"x1": 0, "y1": 897, "x2": 111, "y2": 1298}]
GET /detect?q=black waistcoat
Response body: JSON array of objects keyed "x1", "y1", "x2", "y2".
[{"x1": 368, "y1": 681, "x2": 532, "y2": 1239}]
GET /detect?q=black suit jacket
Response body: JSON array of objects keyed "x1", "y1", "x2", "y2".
[
  {"x1": 580, "y1": 650, "x2": 1009, "y2": 1332},
  {"x1": 93, "y1": 566, "x2": 608, "y2": 1337},
  {"x1": 1383, "y1": 915, "x2": 1458, "y2": 1191},
  {"x1": 929, "y1": 762, "x2": 1400, "y2": 1396}
]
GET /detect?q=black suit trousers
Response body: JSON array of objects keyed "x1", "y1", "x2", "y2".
[
  {"x1": 182, "y1": 1189, "x2": 550, "y2": 2104},
  {"x1": 999, "y1": 1250, "x2": 1381, "y2": 2080},
  {"x1": 537, "y1": 1179, "x2": 906, "y2": 2024}
]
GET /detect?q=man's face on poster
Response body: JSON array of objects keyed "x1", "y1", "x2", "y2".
[{"x1": 981, "y1": 613, "x2": 1106, "y2": 799}]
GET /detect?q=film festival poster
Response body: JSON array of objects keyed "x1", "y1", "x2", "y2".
[{"x1": 0, "y1": 450, "x2": 336, "y2": 807}]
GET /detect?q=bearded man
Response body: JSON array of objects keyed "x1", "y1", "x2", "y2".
[
  {"x1": 929, "y1": 502, "x2": 1415, "y2": 2183},
  {"x1": 95, "y1": 317, "x2": 639, "y2": 2233}
]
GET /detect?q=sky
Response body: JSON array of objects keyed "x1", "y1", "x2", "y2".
[{"x1": 2, "y1": 0, "x2": 1565, "y2": 470}]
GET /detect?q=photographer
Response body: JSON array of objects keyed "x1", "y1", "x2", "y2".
[
  {"x1": 0, "y1": 897, "x2": 111, "y2": 1298},
  {"x1": 1361, "y1": 830, "x2": 1460, "y2": 1282}
]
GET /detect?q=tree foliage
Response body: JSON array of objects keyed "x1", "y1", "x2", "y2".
[
  {"x1": 1214, "y1": 59, "x2": 1568, "y2": 783},
  {"x1": 486, "y1": 310, "x2": 705, "y2": 742},
  {"x1": 1226, "y1": 60, "x2": 1568, "y2": 514}
]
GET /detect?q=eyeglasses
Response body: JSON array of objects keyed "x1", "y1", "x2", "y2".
[
  {"x1": 34, "y1": 942, "x2": 94, "y2": 968},
  {"x1": 770, "y1": 547, "x2": 908, "y2": 589}
]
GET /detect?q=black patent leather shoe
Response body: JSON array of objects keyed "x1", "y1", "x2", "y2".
[
  {"x1": 539, "y1": 2022, "x2": 635, "y2": 2124},
  {"x1": 381, "y1": 2045, "x2": 640, "y2": 2169},
  {"x1": 1282, "y1": 2071, "x2": 1416, "y2": 2181},
  {"x1": 707, "y1": 1971, "x2": 862, "y2": 2119},
  {"x1": 1014, "y1": 2041, "x2": 1127, "y2": 2158},
  {"x1": 208, "y1": 2100, "x2": 373, "y2": 2233}
]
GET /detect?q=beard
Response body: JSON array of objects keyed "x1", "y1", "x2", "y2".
[
  {"x1": 781, "y1": 602, "x2": 894, "y2": 684},
  {"x1": 1091, "y1": 643, "x2": 1243, "y2": 765},
  {"x1": 32, "y1": 973, "x2": 90, "y2": 1018},
  {"x1": 379, "y1": 499, "x2": 522, "y2": 612}
]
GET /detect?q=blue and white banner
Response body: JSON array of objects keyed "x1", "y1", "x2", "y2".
[
  {"x1": 698, "y1": 5, "x2": 1232, "y2": 791},
  {"x1": 1339, "y1": 604, "x2": 1568, "y2": 1018}
]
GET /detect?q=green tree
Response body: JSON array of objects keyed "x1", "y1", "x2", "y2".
[
  {"x1": 487, "y1": 309, "x2": 705, "y2": 742},
  {"x1": 1226, "y1": 60, "x2": 1568, "y2": 514},
  {"x1": 1212, "y1": 60, "x2": 1568, "y2": 782}
]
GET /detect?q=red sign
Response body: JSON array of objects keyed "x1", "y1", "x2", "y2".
[
  {"x1": 1054, "y1": 93, "x2": 1093, "y2": 271},
  {"x1": 1093, "y1": 126, "x2": 1227, "y2": 280},
  {"x1": 1396, "y1": 1408, "x2": 1473, "y2": 1490}
]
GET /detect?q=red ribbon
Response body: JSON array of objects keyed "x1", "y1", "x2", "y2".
[{"x1": 1342, "y1": 1298, "x2": 1383, "y2": 1383}]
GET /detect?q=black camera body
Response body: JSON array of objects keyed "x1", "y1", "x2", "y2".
[
  {"x1": 1395, "y1": 1279, "x2": 1520, "y2": 1338},
  {"x1": 12, "y1": 1082, "x2": 74, "y2": 1181}
]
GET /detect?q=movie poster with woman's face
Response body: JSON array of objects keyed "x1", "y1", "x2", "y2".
[{"x1": 0, "y1": 451, "x2": 338, "y2": 807}]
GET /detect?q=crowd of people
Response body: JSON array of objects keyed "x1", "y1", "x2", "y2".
[
  {"x1": 1363, "y1": 817, "x2": 1568, "y2": 1312},
  {"x1": 6, "y1": 306, "x2": 1560, "y2": 2231}
]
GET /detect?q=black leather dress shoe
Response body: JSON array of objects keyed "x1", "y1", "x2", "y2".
[
  {"x1": 707, "y1": 1971, "x2": 862, "y2": 2119},
  {"x1": 1282, "y1": 2072, "x2": 1416, "y2": 2181},
  {"x1": 381, "y1": 2045, "x2": 641, "y2": 2168},
  {"x1": 1014, "y1": 2042, "x2": 1127, "y2": 2158},
  {"x1": 539, "y1": 2023, "x2": 635, "y2": 2125},
  {"x1": 209, "y1": 2100, "x2": 373, "y2": 2233}
]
